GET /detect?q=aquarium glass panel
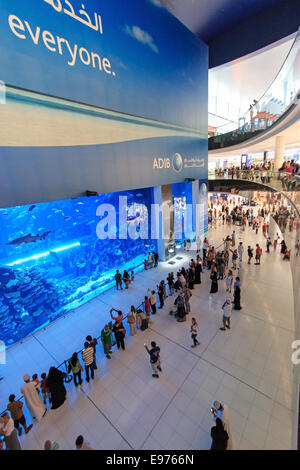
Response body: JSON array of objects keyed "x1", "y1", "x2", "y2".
[{"x1": 0, "y1": 187, "x2": 156, "y2": 345}]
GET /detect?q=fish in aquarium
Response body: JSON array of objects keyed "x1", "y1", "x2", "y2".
[{"x1": 6, "y1": 231, "x2": 51, "y2": 245}]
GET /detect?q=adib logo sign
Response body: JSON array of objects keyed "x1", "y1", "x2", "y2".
[{"x1": 153, "y1": 153, "x2": 183, "y2": 172}]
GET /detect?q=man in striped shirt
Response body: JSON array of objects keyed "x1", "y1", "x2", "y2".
[{"x1": 81, "y1": 342, "x2": 94, "y2": 383}]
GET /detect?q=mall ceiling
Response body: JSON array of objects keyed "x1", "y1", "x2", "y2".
[{"x1": 157, "y1": 0, "x2": 300, "y2": 67}]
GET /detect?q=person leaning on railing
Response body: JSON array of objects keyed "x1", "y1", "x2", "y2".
[{"x1": 68, "y1": 353, "x2": 83, "y2": 387}]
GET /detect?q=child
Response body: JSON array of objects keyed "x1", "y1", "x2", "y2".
[
  {"x1": 40, "y1": 373, "x2": 51, "y2": 404},
  {"x1": 144, "y1": 260, "x2": 148, "y2": 270},
  {"x1": 191, "y1": 318, "x2": 200, "y2": 348},
  {"x1": 32, "y1": 373, "x2": 41, "y2": 396},
  {"x1": 131, "y1": 270, "x2": 134, "y2": 282},
  {"x1": 32, "y1": 374, "x2": 39, "y2": 387},
  {"x1": 273, "y1": 239, "x2": 277, "y2": 251}
]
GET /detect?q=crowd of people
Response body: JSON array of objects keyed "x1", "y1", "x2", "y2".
[
  {"x1": 214, "y1": 159, "x2": 300, "y2": 181},
  {"x1": 209, "y1": 195, "x2": 296, "y2": 261},
  {"x1": 0, "y1": 196, "x2": 296, "y2": 451}
]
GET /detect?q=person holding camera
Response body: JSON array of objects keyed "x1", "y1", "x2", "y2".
[
  {"x1": 101, "y1": 324, "x2": 113, "y2": 359},
  {"x1": 112, "y1": 321, "x2": 126, "y2": 351},
  {"x1": 144, "y1": 341, "x2": 162, "y2": 378},
  {"x1": 210, "y1": 418, "x2": 229, "y2": 451},
  {"x1": 211, "y1": 400, "x2": 233, "y2": 450}
]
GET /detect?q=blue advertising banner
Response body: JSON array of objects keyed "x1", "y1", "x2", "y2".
[
  {"x1": 0, "y1": 135, "x2": 208, "y2": 207},
  {"x1": 0, "y1": 0, "x2": 209, "y2": 345},
  {"x1": 0, "y1": 0, "x2": 208, "y2": 129},
  {"x1": 0, "y1": 0, "x2": 208, "y2": 207}
]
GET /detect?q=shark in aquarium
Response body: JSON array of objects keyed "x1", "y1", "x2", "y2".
[{"x1": 6, "y1": 231, "x2": 51, "y2": 245}]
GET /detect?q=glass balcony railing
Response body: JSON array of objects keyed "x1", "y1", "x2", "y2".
[
  {"x1": 209, "y1": 169, "x2": 300, "y2": 214},
  {"x1": 209, "y1": 27, "x2": 300, "y2": 150}
]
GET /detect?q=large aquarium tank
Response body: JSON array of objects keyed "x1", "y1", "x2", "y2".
[{"x1": 0, "y1": 187, "x2": 156, "y2": 346}]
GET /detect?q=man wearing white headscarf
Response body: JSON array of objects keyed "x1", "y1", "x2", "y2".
[
  {"x1": 212, "y1": 401, "x2": 233, "y2": 450},
  {"x1": 20, "y1": 374, "x2": 46, "y2": 422}
]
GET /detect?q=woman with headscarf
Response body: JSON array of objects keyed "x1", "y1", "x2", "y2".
[
  {"x1": 211, "y1": 401, "x2": 233, "y2": 450},
  {"x1": 233, "y1": 277, "x2": 242, "y2": 310},
  {"x1": 280, "y1": 239, "x2": 287, "y2": 254},
  {"x1": 46, "y1": 367, "x2": 67, "y2": 410},
  {"x1": 209, "y1": 266, "x2": 218, "y2": 294},
  {"x1": 174, "y1": 292, "x2": 186, "y2": 322},
  {"x1": 210, "y1": 418, "x2": 229, "y2": 451},
  {"x1": 187, "y1": 268, "x2": 195, "y2": 290},
  {"x1": 194, "y1": 258, "x2": 202, "y2": 285}
]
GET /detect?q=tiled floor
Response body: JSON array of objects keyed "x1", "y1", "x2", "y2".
[{"x1": 0, "y1": 217, "x2": 295, "y2": 450}]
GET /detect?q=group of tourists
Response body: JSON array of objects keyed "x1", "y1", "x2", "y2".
[
  {"x1": 204, "y1": 235, "x2": 242, "y2": 316},
  {"x1": 114, "y1": 269, "x2": 134, "y2": 290},
  {"x1": 113, "y1": 252, "x2": 159, "y2": 291},
  {"x1": 0, "y1": 366, "x2": 68, "y2": 450},
  {"x1": 144, "y1": 251, "x2": 159, "y2": 270}
]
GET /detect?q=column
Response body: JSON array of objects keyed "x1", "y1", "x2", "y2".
[
  {"x1": 274, "y1": 135, "x2": 285, "y2": 170},
  {"x1": 192, "y1": 180, "x2": 200, "y2": 240},
  {"x1": 152, "y1": 185, "x2": 174, "y2": 261}
]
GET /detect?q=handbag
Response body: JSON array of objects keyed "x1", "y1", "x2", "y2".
[{"x1": 127, "y1": 313, "x2": 135, "y2": 324}]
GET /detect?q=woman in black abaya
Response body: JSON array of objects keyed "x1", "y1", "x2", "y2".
[
  {"x1": 46, "y1": 367, "x2": 67, "y2": 410},
  {"x1": 233, "y1": 277, "x2": 242, "y2": 310},
  {"x1": 187, "y1": 268, "x2": 195, "y2": 289},
  {"x1": 210, "y1": 267, "x2": 218, "y2": 294},
  {"x1": 194, "y1": 260, "x2": 202, "y2": 285}
]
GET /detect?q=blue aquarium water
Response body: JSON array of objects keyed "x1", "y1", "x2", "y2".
[
  {"x1": 172, "y1": 181, "x2": 193, "y2": 241},
  {"x1": 172, "y1": 180, "x2": 208, "y2": 243},
  {"x1": 0, "y1": 187, "x2": 156, "y2": 346}
]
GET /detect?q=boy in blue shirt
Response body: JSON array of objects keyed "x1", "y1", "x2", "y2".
[{"x1": 144, "y1": 341, "x2": 162, "y2": 378}]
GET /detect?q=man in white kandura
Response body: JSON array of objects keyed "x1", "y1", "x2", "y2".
[{"x1": 20, "y1": 374, "x2": 46, "y2": 422}]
